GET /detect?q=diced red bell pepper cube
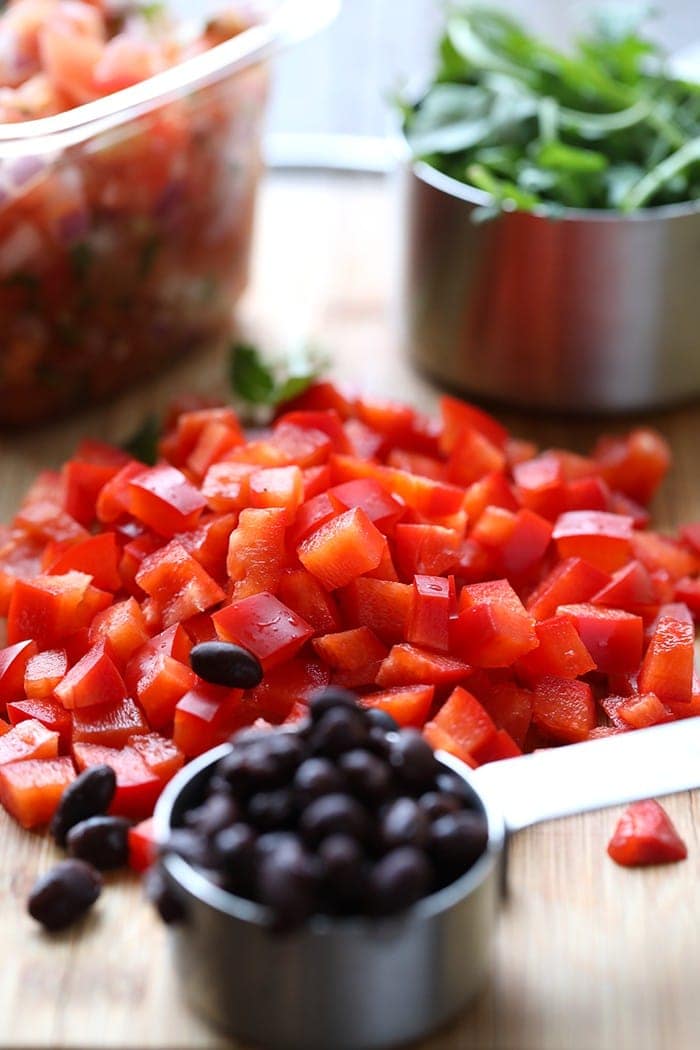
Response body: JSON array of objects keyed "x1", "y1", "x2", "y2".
[
  {"x1": 471, "y1": 678, "x2": 533, "y2": 750},
  {"x1": 249, "y1": 466, "x2": 304, "y2": 521},
  {"x1": 244, "y1": 658, "x2": 329, "y2": 724},
  {"x1": 594, "y1": 429, "x2": 671, "y2": 506},
  {"x1": 0, "y1": 719, "x2": 60, "y2": 764},
  {"x1": 565, "y1": 475, "x2": 610, "y2": 514},
  {"x1": 96, "y1": 461, "x2": 145, "y2": 524},
  {"x1": 638, "y1": 612, "x2": 695, "y2": 705},
  {"x1": 7, "y1": 572, "x2": 111, "y2": 648},
  {"x1": 213, "y1": 592, "x2": 313, "y2": 671},
  {"x1": 552, "y1": 511, "x2": 634, "y2": 573},
  {"x1": 227, "y1": 507, "x2": 289, "y2": 600},
  {"x1": 288, "y1": 492, "x2": 338, "y2": 548},
  {"x1": 313, "y1": 627, "x2": 387, "y2": 671},
  {"x1": 0, "y1": 756, "x2": 75, "y2": 828},
  {"x1": 531, "y1": 676, "x2": 595, "y2": 744},
  {"x1": 615, "y1": 692, "x2": 673, "y2": 729},
  {"x1": 160, "y1": 408, "x2": 244, "y2": 471},
  {"x1": 422, "y1": 722, "x2": 477, "y2": 768},
  {"x1": 439, "y1": 395, "x2": 507, "y2": 453},
  {"x1": 89, "y1": 598, "x2": 150, "y2": 667},
  {"x1": 146, "y1": 623, "x2": 193, "y2": 664},
  {"x1": 450, "y1": 580, "x2": 537, "y2": 668},
  {"x1": 135, "y1": 540, "x2": 226, "y2": 629},
  {"x1": 186, "y1": 419, "x2": 245, "y2": 481},
  {"x1": 0, "y1": 530, "x2": 45, "y2": 616},
  {"x1": 446, "y1": 426, "x2": 506, "y2": 488},
  {"x1": 277, "y1": 568, "x2": 342, "y2": 634},
  {"x1": 275, "y1": 409, "x2": 351, "y2": 457},
  {"x1": 46, "y1": 532, "x2": 122, "y2": 592},
  {"x1": 128, "y1": 817, "x2": 158, "y2": 873},
  {"x1": 386, "y1": 449, "x2": 447, "y2": 481},
  {"x1": 13, "y1": 499, "x2": 88, "y2": 547},
  {"x1": 376, "y1": 644, "x2": 471, "y2": 688},
  {"x1": 607, "y1": 800, "x2": 686, "y2": 866},
  {"x1": 477, "y1": 728, "x2": 523, "y2": 763},
  {"x1": 630, "y1": 531, "x2": 699, "y2": 581},
  {"x1": 23, "y1": 648, "x2": 68, "y2": 698},
  {"x1": 298, "y1": 507, "x2": 386, "y2": 590},
  {"x1": 361, "y1": 684, "x2": 435, "y2": 728},
  {"x1": 327, "y1": 479, "x2": 405, "y2": 535},
  {"x1": 0, "y1": 639, "x2": 38, "y2": 703},
  {"x1": 470, "y1": 507, "x2": 552, "y2": 579},
  {"x1": 591, "y1": 560, "x2": 657, "y2": 614},
  {"x1": 268, "y1": 420, "x2": 333, "y2": 467},
  {"x1": 125, "y1": 647, "x2": 195, "y2": 732},
  {"x1": 173, "y1": 685, "x2": 248, "y2": 758},
  {"x1": 426, "y1": 686, "x2": 498, "y2": 764},
  {"x1": 512, "y1": 452, "x2": 568, "y2": 520},
  {"x1": 202, "y1": 461, "x2": 256, "y2": 513},
  {"x1": 463, "y1": 471, "x2": 518, "y2": 521},
  {"x1": 555, "y1": 604, "x2": 644, "y2": 674},
  {"x1": 54, "y1": 642, "x2": 128, "y2": 711},
  {"x1": 64, "y1": 456, "x2": 127, "y2": 528},
  {"x1": 526, "y1": 557, "x2": 610, "y2": 621},
  {"x1": 6, "y1": 698, "x2": 72, "y2": 751},
  {"x1": 128, "y1": 732, "x2": 185, "y2": 784},
  {"x1": 72, "y1": 742, "x2": 162, "y2": 820},
  {"x1": 128, "y1": 464, "x2": 206, "y2": 538},
  {"x1": 330, "y1": 455, "x2": 465, "y2": 520},
  {"x1": 394, "y1": 524, "x2": 462, "y2": 579},
  {"x1": 71, "y1": 696, "x2": 149, "y2": 749},
  {"x1": 516, "y1": 614, "x2": 596, "y2": 681},
  {"x1": 406, "y1": 575, "x2": 453, "y2": 652},
  {"x1": 339, "y1": 578, "x2": 413, "y2": 646},
  {"x1": 673, "y1": 576, "x2": 700, "y2": 616}
]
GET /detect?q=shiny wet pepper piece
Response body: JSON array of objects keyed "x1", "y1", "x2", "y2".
[{"x1": 607, "y1": 800, "x2": 687, "y2": 867}]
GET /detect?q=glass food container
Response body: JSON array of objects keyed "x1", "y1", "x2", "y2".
[{"x1": 0, "y1": 0, "x2": 337, "y2": 426}]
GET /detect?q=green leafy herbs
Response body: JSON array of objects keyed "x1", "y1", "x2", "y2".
[
  {"x1": 403, "y1": 4, "x2": 700, "y2": 214},
  {"x1": 122, "y1": 413, "x2": 160, "y2": 466},
  {"x1": 230, "y1": 342, "x2": 327, "y2": 409}
]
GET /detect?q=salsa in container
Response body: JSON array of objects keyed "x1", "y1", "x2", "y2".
[{"x1": 0, "y1": 0, "x2": 336, "y2": 425}]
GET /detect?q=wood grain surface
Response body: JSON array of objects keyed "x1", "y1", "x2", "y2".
[{"x1": 2, "y1": 171, "x2": 700, "y2": 1050}]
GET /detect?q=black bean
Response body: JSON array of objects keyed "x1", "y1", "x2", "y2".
[
  {"x1": 66, "y1": 816, "x2": 131, "y2": 871},
  {"x1": 338, "y1": 749, "x2": 393, "y2": 804},
  {"x1": 390, "y1": 730, "x2": 439, "y2": 791},
  {"x1": 190, "y1": 641, "x2": 263, "y2": 689},
  {"x1": 418, "y1": 791, "x2": 464, "y2": 822},
  {"x1": 184, "y1": 793, "x2": 240, "y2": 835},
  {"x1": 145, "y1": 865, "x2": 185, "y2": 925},
  {"x1": 246, "y1": 788, "x2": 296, "y2": 831},
  {"x1": 365, "y1": 725, "x2": 393, "y2": 759},
  {"x1": 162, "y1": 828, "x2": 213, "y2": 868},
  {"x1": 379, "y1": 798, "x2": 430, "y2": 851},
  {"x1": 308, "y1": 706, "x2": 368, "y2": 758},
  {"x1": 266, "y1": 732, "x2": 306, "y2": 778},
  {"x1": 50, "y1": 765, "x2": 117, "y2": 847},
  {"x1": 435, "y1": 770, "x2": 481, "y2": 810},
  {"x1": 318, "y1": 834, "x2": 365, "y2": 906},
  {"x1": 28, "y1": 860, "x2": 102, "y2": 931},
  {"x1": 364, "y1": 708, "x2": 399, "y2": 732},
  {"x1": 309, "y1": 686, "x2": 360, "y2": 721},
  {"x1": 367, "y1": 848, "x2": 432, "y2": 916},
  {"x1": 293, "y1": 757, "x2": 345, "y2": 806},
  {"x1": 218, "y1": 741, "x2": 287, "y2": 795},
  {"x1": 214, "y1": 823, "x2": 258, "y2": 895},
  {"x1": 300, "y1": 793, "x2": 370, "y2": 847},
  {"x1": 258, "y1": 841, "x2": 320, "y2": 931},
  {"x1": 255, "y1": 831, "x2": 303, "y2": 861},
  {"x1": 429, "y1": 811, "x2": 489, "y2": 875}
]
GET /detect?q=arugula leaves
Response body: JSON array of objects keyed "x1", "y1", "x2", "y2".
[{"x1": 404, "y1": 5, "x2": 700, "y2": 214}]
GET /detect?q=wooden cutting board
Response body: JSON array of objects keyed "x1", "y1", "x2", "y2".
[{"x1": 2, "y1": 171, "x2": 700, "y2": 1050}]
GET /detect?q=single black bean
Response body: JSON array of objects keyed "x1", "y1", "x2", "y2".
[
  {"x1": 214, "y1": 823, "x2": 258, "y2": 895},
  {"x1": 418, "y1": 791, "x2": 464, "y2": 822},
  {"x1": 390, "y1": 730, "x2": 439, "y2": 791},
  {"x1": 246, "y1": 788, "x2": 296, "y2": 831},
  {"x1": 162, "y1": 828, "x2": 213, "y2": 868},
  {"x1": 293, "y1": 757, "x2": 345, "y2": 806},
  {"x1": 145, "y1": 865, "x2": 185, "y2": 925},
  {"x1": 365, "y1": 725, "x2": 393, "y2": 759},
  {"x1": 266, "y1": 732, "x2": 306, "y2": 778},
  {"x1": 28, "y1": 860, "x2": 102, "y2": 931},
  {"x1": 338, "y1": 749, "x2": 393, "y2": 804},
  {"x1": 379, "y1": 798, "x2": 430, "y2": 851},
  {"x1": 258, "y1": 841, "x2": 320, "y2": 931},
  {"x1": 218, "y1": 742, "x2": 287, "y2": 795},
  {"x1": 309, "y1": 706, "x2": 368, "y2": 758},
  {"x1": 364, "y1": 708, "x2": 399, "y2": 732},
  {"x1": 50, "y1": 765, "x2": 117, "y2": 847},
  {"x1": 429, "y1": 811, "x2": 489, "y2": 876},
  {"x1": 367, "y1": 847, "x2": 433, "y2": 916},
  {"x1": 435, "y1": 770, "x2": 482, "y2": 810},
  {"x1": 319, "y1": 834, "x2": 366, "y2": 907},
  {"x1": 66, "y1": 816, "x2": 131, "y2": 871},
  {"x1": 255, "y1": 831, "x2": 302, "y2": 862},
  {"x1": 309, "y1": 686, "x2": 360, "y2": 721},
  {"x1": 184, "y1": 793, "x2": 240, "y2": 836},
  {"x1": 190, "y1": 641, "x2": 263, "y2": 689},
  {"x1": 300, "y1": 793, "x2": 370, "y2": 847}
]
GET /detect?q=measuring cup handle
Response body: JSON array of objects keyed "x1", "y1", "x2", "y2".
[{"x1": 471, "y1": 715, "x2": 700, "y2": 833}]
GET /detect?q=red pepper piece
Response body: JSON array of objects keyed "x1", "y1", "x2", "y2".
[
  {"x1": 128, "y1": 464, "x2": 206, "y2": 538},
  {"x1": 7, "y1": 572, "x2": 111, "y2": 649},
  {"x1": 638, "y1": 612, "x2": 695, "y2": 705},
  {"x1": 463, "y1": 471, "x2": 518, "y2": 522},
  {"x1": 513, "y1": 453, "x2": 568, "y2": 521},
  {"x1": 227, "y1": 507, "x2": 289, "y2": 600},
  {"x1": 470, "y1": 506, "x2": 552, "y2": 579},
  {"x1": 594, "y1": 429, "x2": 671, "y2": 506},
  {"x1": 339, "y1": 578, "x2": 413, "y2": 646},
  {"x1": 0, "y1": 719, "x2": 60, "y2": 764},
  {"x1": 213, "y1": 592, "x2": 313, "y2": 671},
  {"x1": 135, "y1": 540, "x2": 226, "y2": 629},
  {"x1": 0, "y1": 756, "x2": 75, "y2": 828},
  {"x1": 425, "y1": 685, "x2": 497, "y2": 764},
  {"x1": 473, "y1": 679, "x2": 533, "y2": 750},
  {"x1": 394, "y1": 523, "x2": 462, "y2": 579},
  {"x1": 532, "y1": 676, "x2": 595, "y2": 744},
  {"x1": 71, "y1": 696, "x2": 149, "y2": 749},
  {"x1": 376, "y1": 644, "x2": 471, "y2": 688},
  {"x1": 0, "y1": 639, "x2": 38, "y2": 703},
  {"x1": 277, "y1": 568, "x2": 342, "y2": 635},
  {"x1": 128, "y1": 732, "x2": 185, "y2": 783},
  {"x1": 450, "y1": 580, "x2": 538, "y2": 668},
  {"x1": 360, "y1": 684, "x2": 435, "y2": 728},
  {"x1": 607, "y1": 800, "x2": 687, "y2": 866},
  {"x1": 526, "y1": 557, "x2": 610, "y2": 621},
  {"x1": 46, "y1": 532, "x2": 122, "y2": 592},
  {"x1": 406, "y1": 575, "x2": 453, "y2": 652},
  {"x1": 298, "y1": 507, "x2": 386, "y2": 591},
  {"x1": 249, "y1": 466, "x2": 304, "y2": 521},
  {"x1": 6, "y1": 698, "x2": 72, "y2": 751},
  {"x1": 552, "y1": 511, "x2": 634, "y2": 573},
  {"x1": 438, "y1": 395, "x2": 507, "y2": 454},
  {"x1": 54, "y1": 642, "x2": 128, "y2": 710},
  {"x1": 615, "y1": 692, "x2": 673, "y2": 729},
  {"x1": 128, "y1": 817, "x2": 158, "y2": 873},
  {"x1": 327, "y1": 479, "x2": 405, "y2": 535},
  {"x1": 313, "y1": 627, "x2": 387, "y2": 673},
  {"x1": 89, "y1": 598, "x2": 150, "y2": 667},
  {"x1": 173, "y1": 685, "x2": 248, "y2": 758},
  {"x1": 555, "y1": 603, "x2": 644, "y2": 674},
  {"x1": 72, "y1": 742, "x2": 162, "y2": 820},
  {"x1": 516, "y1": 614, "x2": 596, "y2": 682},
  {"x1": 631, "y1": 531, "x2": 699, "y2": 581},
  {"x1": 244, "y1": 658, "x2": 329, "y2": 724},
  {"x1": 23, "y1": 649, "x2": 68, "y2": 698},
  {"x1": 125, "y1": 646, "x2": 195, "y2": 732},
  {"x1": 446, "y1": 426, "x2": 506, "y2": 488}
]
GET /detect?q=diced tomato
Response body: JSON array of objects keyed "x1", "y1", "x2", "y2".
[
  {"x1": 532, "y1": 676, "x2": 595, "y2": 743},
  {"x1": 298, "y1": 507, "x2": 386, "y2": 590},
  {"x1": 607, "y1": 800, "x2": 687, "y2": 866},
  {"x1": 213, "y1": 592, "x2": 313, "y2": 671},
  {"x1": 0, "y1": 756, "x2": 75, "y2": 828},
  {"x1": 54, "y1": 642, "x2": 128, "y2": 710},
  {"x1": 128, "y1": 817, "x2": 158, "y2": 873}
]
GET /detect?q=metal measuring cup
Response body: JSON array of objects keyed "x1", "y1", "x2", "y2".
[{"x1": 153, "y1": 717, "x2": 700, "y2": 1050}]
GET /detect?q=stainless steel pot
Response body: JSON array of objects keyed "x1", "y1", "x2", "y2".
[
  {"x1": 400, "y1": 161, "x2": 700, "y2": 414},
  {"x1": 154, "y1": 716, "x2": 700, "y2": 1050}
]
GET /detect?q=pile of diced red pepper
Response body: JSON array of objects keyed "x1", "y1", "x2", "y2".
[{"x1": 0, "y1": 381, "x2": 698, "y2": 869}]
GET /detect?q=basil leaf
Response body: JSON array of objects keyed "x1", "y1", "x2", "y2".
[
  {"x1": 230, "y1": 343, "x2": 277, "y2": 404},
  {"x1": 123, "y1": 414, "x2": 160, "y2": 466}
]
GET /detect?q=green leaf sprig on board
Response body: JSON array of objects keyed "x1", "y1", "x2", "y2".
[{"x1": 403, "y1": 4, "x2": 700, "y2": 215}]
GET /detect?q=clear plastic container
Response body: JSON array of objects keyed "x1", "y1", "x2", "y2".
[{"x1": 0, "y1": 0, "x2": 338, "y2": 426}]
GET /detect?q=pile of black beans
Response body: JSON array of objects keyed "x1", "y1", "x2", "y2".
[
  {"x1": 156, "y1": 688, "x2": 489, "y2": 931},
  {"x1": 27, "y1": 765, "x2": 131, "y2": 931}
]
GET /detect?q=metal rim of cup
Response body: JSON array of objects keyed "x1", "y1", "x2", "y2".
[{"x1": 154, "y1": 741, "x2": 506, "y2": 933}]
